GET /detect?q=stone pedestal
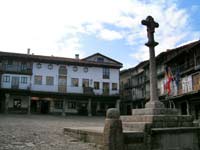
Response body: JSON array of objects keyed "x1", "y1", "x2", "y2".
[
  {"x1": 103, "y1": 108, "x2": 124, "y2": 150},
  {"x1": 121, "y1": 107, "x2": 195, "y2": 132}
]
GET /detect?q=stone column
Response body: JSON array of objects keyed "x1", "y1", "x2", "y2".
[
  {"x1": 5, "y1": 93, "x2": 10, "y2": 114},
  {"x1": 62, "y1": 99, "x2": 66, "y2": 116},
  {"x1": 103, "y1": 108, "x2": 124, "y2": 150},
  {"x1": 96, "y1": 102, "x2": 100, "y2": 111},
  {"x1": 115, "y1": 99, "x2": 120, "y2": 112},
  {"x1": 186, "y1": 100, "x2": 190, "y2": 115},
  {"x1": 27, "y1": 96, "x2": 31, "y2": 115},
  {"x1": 88, "y1": 98, "x2": 92, "y2": 116},
  {"x1": 141, "y1": 16, "x2": 164, "y2": 109}
]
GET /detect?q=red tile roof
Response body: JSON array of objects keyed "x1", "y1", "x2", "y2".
[{"x1": 0, "y1": 51, "x2": 122, "y2": 69}]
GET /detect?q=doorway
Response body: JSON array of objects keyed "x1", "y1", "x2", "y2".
[
  {"x1": 0, "y1": 100, "x2": 2, "y2": 113},
  {"x1": 11, "y1": 76, "x2": 19, "y2": 89},
  {"x1": 41, "y1": 100, "x2": 50, "y2": 114},
  {"x1": 31, "y1": 100, "x2": 50, "y2": 114},
  {"x1": 181, "y1": 102, "x2": 187, "y2": 115},
  {"x1": 127, "y1": 105, "x2": 132, "y2": 115}
]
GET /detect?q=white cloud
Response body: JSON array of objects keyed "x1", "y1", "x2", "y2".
[
  {"x1": 130, "y1": 46, "x2": 149, "y2": 61},
  {"x1": 98, "y1": 29, "x2": 123, "y2": 41},
  {"x1": 0, "y1": 0, "x2": 198, "y2": 62}
]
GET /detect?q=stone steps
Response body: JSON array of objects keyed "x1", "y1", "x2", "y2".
[
  {"x1": 121, "y1": 115, "x2": 194, "y2": 123},
  {"x1": 123, "y1": 122, "x2": 151, "y2": 132},
  {"x1": 64, "y1": 127, "x2": 145, "y2": 148},
  {"x1": 121, "y1": 115, "x2": 195, "y2": 132}
]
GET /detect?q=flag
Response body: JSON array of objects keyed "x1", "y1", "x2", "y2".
[
  {"x1": 174, "y1": 69, "x2": 180, "y2": 88},
  {"x1": 164, "y1": 66, "x2": 173, "y2": 95}
]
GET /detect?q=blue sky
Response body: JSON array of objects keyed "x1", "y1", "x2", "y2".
[{"x1": 0, "y1": 0, "x2": 199, "y2": 69}]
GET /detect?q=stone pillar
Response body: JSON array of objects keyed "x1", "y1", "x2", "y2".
[
  {"x1": 5, "y1": 93, "x2": 10, "y2": 114},
  {"x1": 96, "y1": 102, "x2": 100, "y2": 111},
  {"x1": 103, "y1": 108, "x2": 124, "y2": 150},
  {"x1": 62, "y1": 99, "x2": 66, "y2": 116},
  {"x1": 27, "y1": 96, "x2": 31, "y2": 115},
  {"x1": 186, "y1": 100, "x2": 190, "y2": 115},
  {"x1": 141, "y1": 16, "x2": 164, "y2": 109},
  {"x1": 115, "y1": 99, "x2": 120, "y2": 112},
  {"x1": 50, "y1": 100, "x2": 54, "y2": 112},
  {"x1": 88, "y1": 98, "x2": 92, "y2": 116}
]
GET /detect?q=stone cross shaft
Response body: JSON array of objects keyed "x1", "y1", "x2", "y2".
[{"x1": 141, "y1": 16, "x2": 164, "y2": 108}]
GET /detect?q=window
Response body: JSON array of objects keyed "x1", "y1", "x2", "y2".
[
  {"x1": 103, "y1": 68, "x2": 110, "y2": 79},
  {"x1": 94, "y1": 81, "x2": 100, "y2": 90},
  {"x1": 103, "y1": 82, "x2": 109, "y2": 94},
  {"x1": 46, "y1": 76, "x2": 54, "y2": 85},
  {"x1": 73, "y1": 66, "x2": 78, "y2": 72},
  {"x1": 3, "y1": 75, "x2": 10, "y2": 82},
  {"x1": 97, "y1": 57, "x2": 104, "y2": 62},
  {"x1": 68, "y1": 101, "x2": 76, "y2": 109},
  {"x1": 71, "y1": 78, "x2": 79, "y2": 87},
  {"x1": 197, "y1": 56, "x2": 200, "y2": 65},
  {"x1": 21, "y1": 63, "x2": 27, "y2": 70},
  {"x1": 83, "y1": 67, "x2": 88, "y2": 73},
  {"x1": 36, "y1": 63, "x2": 42, "y2": 69},
  {"x1": 13, "y1": 99, "x2": 21, "y2": 109},
  {"x1": 21, "y1": 77, "x2": 28, "y2": 84},
  {"x1": 59, "y1": 66, "x2": 67, "y2": 75},
  {"x1": 82, "y1": 79, "x2": 89, "y2": 87},
  {"x1": 34, "y1": 75, "x2": 42, "y2": 85},
  {"x1": 7, "y1": 60, "x2": 13, "y2": 65},
  {"x1": 112, "y1": 83, "x2": 117, "y2": 91},
  {"x1": 48, "y1": 64, "x2": 53, "y2": 70},
  {"x1": 54, "y1": 100, "x2": 63, "y2": 109}
]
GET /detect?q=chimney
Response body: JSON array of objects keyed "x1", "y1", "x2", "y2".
[
  {"x1": 27, "y1": 48, "x2": 31, "y2": 55},
  {"x1": 75, "y1": 54, "x2": 79, "y2": 59}
]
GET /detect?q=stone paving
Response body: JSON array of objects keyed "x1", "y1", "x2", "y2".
[{"x1": 0, "y1": 114, "x2": 105, "y2": 150}]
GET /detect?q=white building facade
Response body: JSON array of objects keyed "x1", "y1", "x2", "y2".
[{"x1": 0, "y1": 52, "x2": 122, "y2": 116}]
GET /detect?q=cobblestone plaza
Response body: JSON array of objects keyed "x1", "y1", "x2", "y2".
[{"x1": 0, "y1": 114, "x2": 104, "y2": 150}]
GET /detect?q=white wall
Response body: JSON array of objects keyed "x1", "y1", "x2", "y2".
[
  {"x1": 31, "y1": 63, "x2": 59, "y2": 92},
  {"x1": 30, "y1": 62, "x2": 120, "y2": 95},
  {"x1": 182, "y1": 75, "x2": 193, "y2": 94},
  {"x1": 67, "y1": 66, "x2": 119, "y2": 95}
]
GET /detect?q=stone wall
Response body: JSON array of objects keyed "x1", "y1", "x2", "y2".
[{"x1": 151, "y1": 127, "x2": 200, "y2": 150}]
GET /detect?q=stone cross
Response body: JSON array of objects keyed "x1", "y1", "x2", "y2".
[
  {"x1": 141, "y1": 16, "x2": 164, "y2": 108},
  {"x1": 142, "y1": 16, "x2": 159, "y2": 47}
]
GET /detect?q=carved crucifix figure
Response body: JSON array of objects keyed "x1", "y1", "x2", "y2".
[
  {"x1": 141, "y1": 16, "x2": 164, "y2": 108},
  {"x1": 142, "y1": 16, "x2": 159, "y2": 47}
]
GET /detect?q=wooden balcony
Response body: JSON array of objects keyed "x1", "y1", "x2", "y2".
[
  {"x1": 103, "y1": 88, "x2": 110, "y2": 95},
  {"x1": 1, "y1": 64, "x2": 32, "y2": 74}
]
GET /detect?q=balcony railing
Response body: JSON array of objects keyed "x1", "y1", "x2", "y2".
[
  {"x1": 1, "y1": 83, "x2": 31, "y2": 90},
  {"x1": 1, "y1": 81, "x2": 119, "y2": 96},
  {"x1": 124, "y1": 83, "x2": 131, "y2": 89},
  {"x1": 83, "y1": 87, "x2": 94, "y2": 95},
  {"x1": 1, "y1": 64, "x2": 32, "y2": 74},
  {"x1": 103, "y1": 88, "x2": 110, "y2": 95}
]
